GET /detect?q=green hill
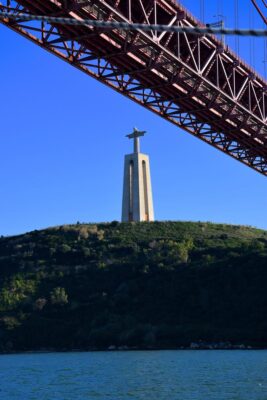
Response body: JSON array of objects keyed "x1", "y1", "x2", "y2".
[{"x1": 0, "y1": 221, "x2": 267, "y2": 352}]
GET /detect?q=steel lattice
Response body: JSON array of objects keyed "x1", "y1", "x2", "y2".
[{"x1": 1, "y1": 0, "x2": 267, "y2": 175}]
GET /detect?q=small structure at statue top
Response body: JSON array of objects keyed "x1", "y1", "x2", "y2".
[{"x1": 122, "y1": 128, "x2": 154, "y2": 222}]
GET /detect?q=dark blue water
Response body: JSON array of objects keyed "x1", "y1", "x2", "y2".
[{"x1": 0, "y1": 351, "x2": 266, "y2": 399}]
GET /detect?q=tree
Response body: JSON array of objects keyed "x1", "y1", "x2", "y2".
[
  {"x1": 34, "y1": 298, "x2": 47, "y2": 311},
  {"x1": 50, "y1": 287, "x2": 68, "y2": 306}
]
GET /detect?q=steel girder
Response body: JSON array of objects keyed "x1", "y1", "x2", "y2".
[{"x1": 1, "y1": 0, "x2": 267, "y2": 175}]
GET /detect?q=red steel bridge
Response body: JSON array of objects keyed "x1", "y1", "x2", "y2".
[{"x1": 1, "y1": 0, "x2": 267, "y2": 175}]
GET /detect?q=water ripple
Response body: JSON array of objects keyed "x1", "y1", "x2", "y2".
[{"x1": 0, "y1": 350, "x2": 266, "y2": 400}]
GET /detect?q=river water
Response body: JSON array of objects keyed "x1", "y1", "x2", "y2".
[{"x1": 0, "y1": 350, "x2": 266, "y2": 399}]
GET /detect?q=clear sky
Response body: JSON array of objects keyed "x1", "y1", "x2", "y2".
[{"x1": 1, "y1": 0, "x2": 267, "y2": 236}]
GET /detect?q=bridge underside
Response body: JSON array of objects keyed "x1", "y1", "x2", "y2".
[{"x1": 1, "y1": 0, "x2": 267, "y2": 175}]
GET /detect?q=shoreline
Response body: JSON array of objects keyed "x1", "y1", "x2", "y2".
[{"x1": 1, "y1": 344, "x2": 267, "y2": 355}]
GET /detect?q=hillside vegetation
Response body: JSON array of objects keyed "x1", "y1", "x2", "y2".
[{"x1": 0, "y1": 221, "x2": 267, "y2": 352}]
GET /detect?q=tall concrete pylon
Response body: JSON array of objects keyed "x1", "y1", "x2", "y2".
[{"x1": 121, "y1": 128, "x2": 154, "y2": 222}]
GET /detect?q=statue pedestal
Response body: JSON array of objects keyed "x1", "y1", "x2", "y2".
[{"x1": 122, "y1": 152, "x2": 154, "y2": 222}]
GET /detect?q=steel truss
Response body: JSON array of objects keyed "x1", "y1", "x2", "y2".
[{"x1": 1, "y1": 0, "x2": 267, "y2": 175}]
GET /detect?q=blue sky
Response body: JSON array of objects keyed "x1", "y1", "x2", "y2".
[{"x1": 1, "y1": 0, "x2": 267, "y2": 236}]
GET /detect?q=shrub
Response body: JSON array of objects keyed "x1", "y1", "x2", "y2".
[{"x1": 50, "y1": 287, "x2": 68, "y2": 306}]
